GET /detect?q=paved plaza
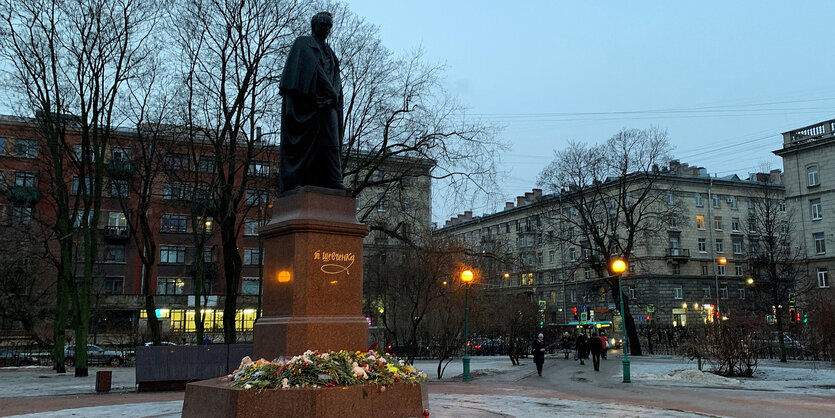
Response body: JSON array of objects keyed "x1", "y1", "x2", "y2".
[{"x1": 1, "y1": 353, "x2": 834, "y2": 417}]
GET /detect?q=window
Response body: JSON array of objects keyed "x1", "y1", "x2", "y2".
[
  {"x1": 16, "y1": 139, "x2": 37, "y2": 158},
  {"x1": 101, "y1": 245, "x2": 125, "y2": 262},
  {"x1": 108, "y1": 212, "x2": 127, "y2": 228},
  {"x1": 242, "y1": 277, "x2": 260, "y2": 295},
  {"x1": 808, "y1": 166, "x2": 820, "y2": 187},
  {"x1": 702, "y1": 287, "x2": 711, "y2": 298},
  {"x1": 203, "y1": 247, "x2": 213, "y2": 263},
  {"x1": 701, "y1": 263, "x2": 709, "y2": 276},
  {"x1": 738, "y1": 288, "x2": 745, "y2": 299},
  {"x1": 698, "y1": 238, "x2": 707, "y2": 253},
  {"x1": 402, "y1": 199, "x2": 411, "y2": 213},
  {"x1": 628, "y1": 286, "x2": 636, "y2": 300},
  {"x1": 14, "y1": 172, "x2": 37, "y2": 187},
  {"x1": 672, "y1": 264, "x2": 681, "y2": 275},
  {"x1": 10, "y1": 206, "x2": 32, "y2": 225},
  {"x1": 111, "y1": 147, "x2": 130, "y2": 161},
  {"x1": 199, "y1": 156, "x2": 215, "y2": 173},
  {"x1": 71, "y1": 177, "x2": 94, "y2": 195},
  {"x1": 157, "y1": 278, "x2": 185, "y2": 295},
  {"x1": 715, "y1": 239, "x2": 724, "y2": 253},
  {"x1": 248, "y1": 161, "x2": 270, "y2": 177},
  {"x1": 714, "y1": 216, "x2": 722, "y2": 230},
  {"x1": 712, "y1": 194, "x2": 721, "y2": 208},
  {"x1": 570, "y1": 247, "x2": 577, "y2": 261},
  {"x1": 164, "y1": 153, "x2": 189, "y2": 171},
  {"x1": 735, "y1": 264, "x2": 744, "y2": 276},
  {"x1": 160, "y1": 246, "x2": 186, "y2": 263},
  {"x1": 74, "y1": 144, "x2": 96, "y2": 162},
  {"x1": 161, "y1": 214, "x2": 188, "y2": 233},
  {"x1": 568, "y1": 227, "x2": 575, "y2": 240},
  {"x1": 695, "y1": 193, "x2": 703, "y2": 207},
  {"x1": 720, "y1": 285, "x2": 728, "y2": 299},
  {"x1": 732, "y1": 217, "x2": 740, "y2": 232},
  {"x1": 163, "y1": 183, "x2": 188, "y2": 200},
  {"x1": 549, "y1": 250, "x2": 555, "y2": 263},
  {"x1": 376, "y1": 200, "x2": 387, "y2": 212},
  {"x1": 717, "y1": 265, "x2": 726, "y2": 276},
  {"x1": 537, "y1": 252, "x2": 543, "y2": 265},
  {"x1": 818, "y1": 268, "x2": 830, "y2": 288},
  {"x1": 244, "y1": 219, "x2": 262, "y2": 236},
  {"x1": 570, "y1": 290, "x2": 576, "y2": 302},
  {"x1": 583, "y1": 267, "x2": 590, "y2": 280},
  {"x1": 246, "y1": 189, "x2": 268, "y2": 206},
  {"x1": 674, "y1": 287, "x2": 683, "y2": 299},
  {"x1": 667, "y1": 191, "x2": 675, "y2": 205},
  {"x1": 668, "y1": 216, "x2": 678, "y2": 229},
  {"x1": 401, "y1": 176, "x2": 412, "y2": 187},
  {"x1": 748, "y1": 218, "x2": 757, "y2": 233},
  {"x1": 779, "y1": 200, "x2": 786, "y2": 212},
  {"x1": 814, "y1": 232, "x2": 826, "y2": 254},
  {"x1": 696, "y1": 215, "x2": 705, "y2": 229},
  {"x1": 110, "y1": 179, "x2": 129, "y2": 197},
  {"x1": 811, "y1": 199, "x2": 822, "y2": 220},
  {"x1": 733, "y1": 238, "x2": 743, "y2": 254},
  {"x1": 244, "y1": 248, "x2": 262, "y2": 265},
  {"x1": 0, "y1": 137, "x2": 5, "y2": 155},
  {"x1": 729, "y1": 196, "x2": 737, "y2": 209},
  {"x1": 104, "y1": 277, "x2": 123, "y2": 295}
]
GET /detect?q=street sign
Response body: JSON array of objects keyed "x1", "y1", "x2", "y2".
[
  {"x1": 766, "y1": 315, "x2": 775, "y2": 325},
  {"x1": 638, "y1": 315, "x2": 645, "y2": 322},
  {"x1": 701, "y1": 311, "x2": 707, "y2": 319},
  {"x1": 581, "y1": 304, "x2": 588, "y2": 313},
  {"x1": 646, "y1": 304, "x2": 655, "y2": 313},
  {"x1": 788, "y1": 292, "x2": 796, "y2": 305},
  {"x1": 580, "y1": 312, "x2": 588, "y2": 323},
  {"x1": 538, "y1": 300, "x2": 547, "y2": 310}
]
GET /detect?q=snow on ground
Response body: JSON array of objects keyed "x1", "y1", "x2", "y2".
[
  {"x1": 5, "y1": 395, "x2": 707, "y2": 418},
  {"x1": 0, "y1": 367, "x2": 136, "y2": 398}
]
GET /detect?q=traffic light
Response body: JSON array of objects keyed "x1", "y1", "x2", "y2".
[
  {"x1": 789, "y1": 307, "x2": 796, "y2": 322},
  {"x1": 573, "y1": 307, "x2": 578, "y2": 319},
  {"x1": 796, "y1": 311, "x2": 801, "y2": 322},
  {"x1": 539, "y1": 321, "x2": 544, "y2": 328},
  {"x1": 803, "y1": 313, "x2": 808, "y2": 323}
]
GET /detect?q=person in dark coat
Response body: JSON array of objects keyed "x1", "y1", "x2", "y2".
[
  {"x1": 532, "y1": 333, "x2": 547, "y2": 376},
  {"x1": 588, "y1": 332, "x2": 604, "y2": 371},
  {"x1": 560, "y1": 332, "x2": 572, "y2": 360},
  {"x1": 575, "y1": 332, "x2": 588, "y2": 365}
]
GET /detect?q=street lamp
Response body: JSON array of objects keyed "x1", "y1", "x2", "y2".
[
  {"x1": 461, "y1": 269, "x2": 474, "y2": 382},
  {"x1": 611, "y1": 258, "x2": 630, "y2": 383},
  {"x1": 715, "y1": 256, "x2": 727, "y2": 319}
]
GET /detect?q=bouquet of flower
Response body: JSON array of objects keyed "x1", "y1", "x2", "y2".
[{"x1": 227, "y1": 349, "x2": 427, "y2": 390}]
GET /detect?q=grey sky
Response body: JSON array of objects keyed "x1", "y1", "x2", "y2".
[{"x1": 347, "y1": 1, "x2": 835, "y2": 221}]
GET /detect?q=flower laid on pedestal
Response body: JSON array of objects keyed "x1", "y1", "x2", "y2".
[{"x1": 226, "y1": 349, "x2": 427, "y2": 390}]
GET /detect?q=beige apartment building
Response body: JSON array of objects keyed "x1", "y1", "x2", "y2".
[
  {"x1": 774, "y1": 119, "x2": 835, "y2": 297},
  {"x1": 436, "y1": 161, "x2": 785, "y2": 330}
]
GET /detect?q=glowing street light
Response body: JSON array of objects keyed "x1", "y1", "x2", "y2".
[
  {"x1": 461, "y1": 269, "x2": 474, "y2": 382},
  {"x1": 611, "y1": 258, "x2": 630, "y2": 383}
]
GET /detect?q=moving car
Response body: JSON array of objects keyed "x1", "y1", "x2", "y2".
[{"x1": 64, "y1": 344, "x2": 125, "y2": 367}]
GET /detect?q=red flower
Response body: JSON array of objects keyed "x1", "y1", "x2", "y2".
[{"x1": 326, "y1": 382, "x2": 335, "y2": 387}]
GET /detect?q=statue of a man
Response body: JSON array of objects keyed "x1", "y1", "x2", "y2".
[{"x1": 278, "y1": 12, "x2": 344, "y2": 192}]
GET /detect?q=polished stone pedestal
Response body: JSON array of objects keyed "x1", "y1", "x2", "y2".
[
  {"x1": 253, "y1": 187, "x2": 369, "y2": 360},
  {"x1": 182, "y1": 378, "x2": 428, "y2": 418}
]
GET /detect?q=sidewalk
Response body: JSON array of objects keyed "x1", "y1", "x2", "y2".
[{"x1": 2, "y1": 354, "x2": 834, "y2": 417}]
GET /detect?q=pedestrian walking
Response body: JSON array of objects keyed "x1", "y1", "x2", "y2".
[
  {"x1": 588, "y1": 332, "x2": 603, "y2": 371},
  {"x1": 532, "y1": 333, "x2": 547, "y2": 376},
  {"x1": 560, "y1": 332, "x2": 572, "y2": 360},
  {"x1": 599, "y1": 331, "x2": 608, "y2": 360},
  {"x1": 575, "y1": 332, "x2": 588, "y2": 365}
]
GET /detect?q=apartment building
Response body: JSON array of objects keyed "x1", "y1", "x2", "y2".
[
  {"x1": 774, "y1": 119, "x2": 835, "y2": 297},
  {"x1": 436, "y1": 161, "x2": 785, "y2": 329},
  {"x1": 0, "y1": 115, "x2": 432, "y2": 339}
]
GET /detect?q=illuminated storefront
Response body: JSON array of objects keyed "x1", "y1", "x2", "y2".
[{"x1": 140, "y1": 308, "x2": 258, "y2": 332}]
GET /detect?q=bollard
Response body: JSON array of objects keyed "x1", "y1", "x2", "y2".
[{"x1": 96, "y1": 370, "x2": 112, "y2": 393}]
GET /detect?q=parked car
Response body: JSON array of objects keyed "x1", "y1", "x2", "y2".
[
  {"x1": 143, "y1": 341, "x2": 177, "y2": 346},
  {"x1": 64, "y1": 344, "x2": 125, "y2": 367},
  {"x1": 0, "y1": 349, "x2": 37, "y2": 366}
]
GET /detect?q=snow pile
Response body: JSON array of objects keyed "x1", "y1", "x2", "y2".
[{"x1": 654, "y1": 369, "x2": 740, "y2": 385}]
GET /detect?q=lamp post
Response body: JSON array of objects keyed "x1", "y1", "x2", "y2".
[
  {"x1": 461, "y1": 269, "x2": 474, "y2": 382},
  {"x1": 715, "y1": 256, "x2": 727, "y2": 320},
  {"x1": 611, "y1": 259, "x2": 630, "y2": 383}
]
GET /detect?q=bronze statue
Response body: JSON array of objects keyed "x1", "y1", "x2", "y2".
[{"x1": 278, "y1": 11, "x2": 344, "y2": 192}]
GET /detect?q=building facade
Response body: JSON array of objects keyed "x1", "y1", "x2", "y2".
[
  {"x1": 774, "y1": 119, "x2": 835, "y2": 298},
  {"x1": 436, "y1": 161, "x2": 785, "y2": 332},
  {"x1": 0, "y1": 115, "x2": 432, "y2": 341}
]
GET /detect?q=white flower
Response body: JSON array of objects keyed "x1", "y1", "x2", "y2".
[
  {"x1": 244, "y1": 384, "x2": 252, "y2": 389},
  {"x1": 321, "y1": 353, "x2": 330, "y2": 360},
  {"x1": 281, "y1": 378, "x2": 289, "y2": 389}
]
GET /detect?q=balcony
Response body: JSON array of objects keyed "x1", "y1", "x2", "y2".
[
  {"x1": 106, "y1": 159, "x2": 135, "y2": 179},
  {"x1": 664, "y1": 248, "x2": 690, "y2": 262},
  {"x1": 6, "y1": 185, "x2": 40, "y2": 203},
  {"x1": 102, "y1": 225, "x2": 130, "y2": 240}
]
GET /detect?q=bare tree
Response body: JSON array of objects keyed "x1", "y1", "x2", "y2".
[
  {"x1": 745, "y1": 172, "x2": 809, "y2": 362},
  {"x1": 172, "y1": 0, "x2": 308, "y2": 343},
  {"x1": 537, "y1": 127, "x2": 679, "y2": 356},
  {"x1": 0, "y1": 0, "x2": 163, "y2": 375}
]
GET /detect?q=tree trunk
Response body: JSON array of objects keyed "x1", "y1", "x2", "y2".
[
  {"x1": 775, "y1": 309, "x2": 787, "y2": 363},
  {"x1": 52, "y1": 265, "x2": 70, "y2": 374},
  {"x1": 221, "y1": 218, "x2": 242, "y2": 344},
  {"x1": 143, "y1": 260, "x2": 161, "y2": 345}
]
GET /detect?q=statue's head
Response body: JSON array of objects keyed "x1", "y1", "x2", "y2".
[{"x1": 311, "y1": 12, "x2": 333, "y2": 41}]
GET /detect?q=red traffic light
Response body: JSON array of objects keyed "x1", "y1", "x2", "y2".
[{"x1": 573, "y1": 307, "x2": 578, "y2": 318}]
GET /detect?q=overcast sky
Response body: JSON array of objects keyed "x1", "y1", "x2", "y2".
[{"x1": 347, "y1": 1, "x2": 835, "y2": 222}]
